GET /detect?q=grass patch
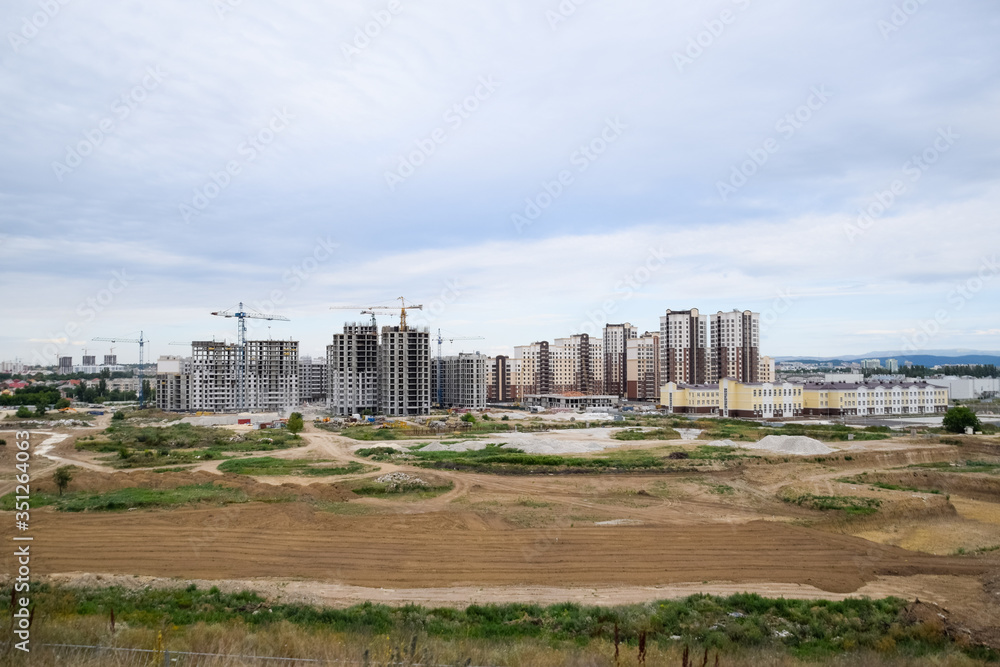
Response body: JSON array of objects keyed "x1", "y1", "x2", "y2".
[
  {"x1": 708, "y1": 484, "x2": 735, "y2": 495},
  {"x1": 694, "y1": 418, "x2": 891, "y2": 443},
  {"x1": 8, "y1": 585, "x2": 994, "y2": 662},
  {"x1": 76, "y1": 423, "x2": 304, "y2": 469},
  {"x1": 351, "y1": 480, "x2": 454, "y2": 500},
  {"x1": 910, "y1": 460, "x2": 1000, "y2": 474},
  {"x1": 354, "y1": 446, "x2": 406, "y2": 461},
  {"x1": 613, "y1": 427, "x2": 681, "y2": 441},
  {"x1": 782, "y1": 492, "x2": 881, "y2": 515},
  {"x1": 838, "y1": 475, "x2": 942, "y2": 494},
  {"x1": 0, "y1": 483, "x2": 247, "y2": 512},
  {"x1": 217, "y1": 457, "x2": 374, "y2": 476}
]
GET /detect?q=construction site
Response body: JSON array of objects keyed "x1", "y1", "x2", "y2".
[{"x1": 3, "y1": 403, "x2": 1000, "y2": 665}]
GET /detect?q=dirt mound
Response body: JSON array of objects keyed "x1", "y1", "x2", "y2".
[{"x1": 708, "y1": 435, "x2": 834, "y2": 455}]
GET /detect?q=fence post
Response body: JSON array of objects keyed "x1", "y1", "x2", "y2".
[{"x1": 163, "y1": 648, "x2": 170, "y2": 666}]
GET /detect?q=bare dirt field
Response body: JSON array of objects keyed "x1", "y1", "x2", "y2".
[{"x1": 6, "y1": 418, "x2": 1000, "y2": 644}]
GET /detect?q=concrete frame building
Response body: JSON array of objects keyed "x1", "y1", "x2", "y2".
[
  {"x1": 603, "y1": 323, "x2": 637, "y2": 398},
  {"x1": 245, "y1": 340, "x2": 299, "y2": 412},
  {"x1": 298, "y1": 356, "x2": 328, "y2": 404},
  {"x1": 378, "y1": 326, "x2": 431, "y2": 416},
  {"x1": 326, "y1": 323, "x2": 379, "y2": 416},
  {"x1": 626, "y1": 332, "x2": 660, "y2": 402},
  {"x1": 156, "y1": 340, "x2": 300, "y2": 413},
  {"x1": 433, "y1": 352, "x2": 488, "y2": 409}
]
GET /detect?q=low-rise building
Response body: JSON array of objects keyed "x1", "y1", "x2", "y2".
[
  {"x1": 524, "y1": 393, "x2": 618, "y2": 410},
  {"x1": 802, "y1": 380, "x2": 948, "y2": 416}
]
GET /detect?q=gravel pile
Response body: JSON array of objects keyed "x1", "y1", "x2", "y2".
[
  {"x1": 710, "y1": 435, "x2": 833, "y2": 455},
  {"x1": 375, "y1": 472, "x2": 428, "y2": 487}
]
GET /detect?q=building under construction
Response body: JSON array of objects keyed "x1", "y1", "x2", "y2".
[
  {"x1": 155, "y1": 340, "x2": 299, "y2": 413},
  {"x1": 432, "y1": 352, "x2": 488, "y2": 409},
  {"x1": 326, "y1": 323, "x2": 379, "y2": 416},
  {"x1": 378, "y1": 326, "x2": 431, "y2": 416}
]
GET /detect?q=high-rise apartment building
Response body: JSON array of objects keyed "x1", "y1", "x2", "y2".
[
  {"x1": 626, "y1": 332, "x2": 660, "y2": 401},
  {"x1": 378, "y1": 326, "x2": 431, "y2": 416},
  {"x1": 246, "y1": 340, "x2": 299, "y2": 412},
  {"x1": 551, "y1": 334, "x2": 603, "y2": 395},
  {"x1": 659, "y1": 309, "x2": 710, "y2": 385},
  {"x1": 710, "y1": 309, "x2": 760, "y2": 383},
  {"x1": 604, "y1": 323, "x2": 637, "y2": 398},
  {"x1": 432, "y1": 352, "x2": 488, "y2": 409},
  {"x1": 326, "y1": 323, "x2": 379, "y2": 416},
  {"x1": 298, "y1": 356, "x2": 328, "y2": 404},
  {"x1": 155, "y1": 340, "x2": 300, "y2": 413},
  {"x1": 487, "y1": 355, "x2": 514, "y2": 403},
  {"x1": 513, "y1": 341, "x2": 551, "y2": 397}
]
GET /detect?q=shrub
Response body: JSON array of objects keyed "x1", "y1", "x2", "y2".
[
  {"x1": 15, "y1": 406, "x2": 32, "y2": 418},
  {"x1": 112, "y1": 411, "x2": 126, "y2": 421},
  {"x1": 942, "y1": 406, "x2": 981, "y2": 434}
]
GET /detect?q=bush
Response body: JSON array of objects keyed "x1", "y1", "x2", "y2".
[
  {"x1": 287, "y1": 412, "x2": 304, "y2": 434},
  {"x1": 461, "y1": 413, "x2": 477, "y2": 424},
  {"x1": 942, "y1": 406, "x2": 981, "y2": 434},
  {"x1": 55, "y1": 398, "x2": 71, "y2": 409},
  {"x1": 112, "y1": 411, "x2": 126, "y2": 421},
  {"x1": 15, "y1": 406, "x2": 32, "y2": 418}
]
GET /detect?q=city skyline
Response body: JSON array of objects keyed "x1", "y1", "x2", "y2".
[{"x1": 2, "y1": 1, "x2": 998, "y2": 363}]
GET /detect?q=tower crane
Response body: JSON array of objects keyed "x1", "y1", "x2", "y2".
[
  {"x1": 93, "y1": 332, "x2": 148, "y2": 406},
  {"x1": 211, "y1": 302, "x2": 290, "y2": 412},
  {"x1": 435, "y1": 329, "x2": 485, "y2": 408},
  {"x1": 329, "y1": 297, "x2": 423, "y2": 331}
]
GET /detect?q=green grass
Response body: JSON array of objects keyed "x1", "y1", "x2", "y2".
[
  {"x1": 693, "y1": 418, "x2": 891, "y2": 443},
  {"x1": 7, "y1": 584, "x2": 994, "y2": 662},
  {"x1": 782, "y1": 492, "x2": 882, "y2": 515},
  {"x1": 837, "y1": 475, "x2": 942, "y2": 494},
  {"x1": 0, "y1": 483, "x2": 247, "y2": 512},
  {"x1": 351, "y1": 480, "x2": 454, "y2": 499},
  {"x1": 406, "y1": 443, "x2": 752, "y2": 475},
  {"x1": 216, "y1": 457, "x2": 373, "y2": 476},
  {"x1": 76, "y1": 422, "x2": 304, "y2": 469},
  {"x1": 708, "y1": 484, "x2": 735, "y2": 495},
  {"x1": 909, "y1": 460, "x2": 1000, "y2": 474},
  {"x1": 355, "y1": 446, "x2": 405, "y2": 461},
  {"x1": 613, "y1": 427, "x2": 682, "y2": 441}
]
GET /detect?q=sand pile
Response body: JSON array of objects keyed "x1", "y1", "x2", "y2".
[{"x1": 709, "y1": 435, "x2": 834, "y2": 456}]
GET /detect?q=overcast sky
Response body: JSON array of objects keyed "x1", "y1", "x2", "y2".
[{"x1": 1, "y1": 0, "x2": 998, "y2": 365}]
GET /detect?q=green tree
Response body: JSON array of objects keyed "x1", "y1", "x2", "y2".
[
  {"x1": 15, "y1": 406, "x2": 32, "y2": 418},
  {"x1": 35, "y1": 403, "x2": 47, "y2": 417},
  {"x1": 98, "y1": 378, "x2": 108, "y2": 396},
  {"x1": 52, "y1": 466, "x2": 74, "y2": 496},
  {"x1": 55, "y1": 398, "x2": 71, "y2": 409},
  {"x1": 943, "y1": 406, "x2": 981, "y2": 434},
  {"x1": 287, "y1": 412, "x2": 304, "y2": 434},
  {"x1": 461, "y1": 412, "x2": 477, "y2": 423},
  {"x1": 112, "y1": 410, "x2": 126, "y2": 421},
  {"x1": 100, "y1": 367, "x2": 111, "y2": 379}
]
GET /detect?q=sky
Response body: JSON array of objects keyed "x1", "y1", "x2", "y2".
[{"x1": 1, "y1": 0, "x2": 998, "y2": 365}]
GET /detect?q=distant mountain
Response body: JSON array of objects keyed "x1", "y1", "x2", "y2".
[{"x1": 775, "y1": 351, "x2": 1000, "y2": 367}]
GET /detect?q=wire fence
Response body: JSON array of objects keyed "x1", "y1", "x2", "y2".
[{"x1": 3, "y1": 642, "x2": 497, "y2": 667}]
